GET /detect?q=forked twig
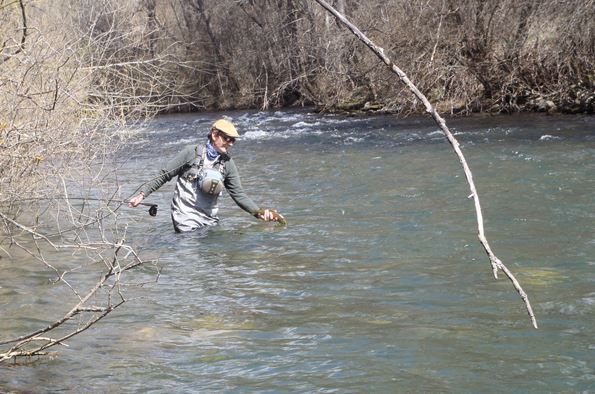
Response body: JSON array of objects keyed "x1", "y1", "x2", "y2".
[
  {"x1": 313, "y1": 0, "x2": 537, "y2": 328},
  {"x1": 0, "y1": 240, "x2": 148, "y2": 362}
]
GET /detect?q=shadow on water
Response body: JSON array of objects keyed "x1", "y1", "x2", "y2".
[{"x1": 2, "y1": 111, "x2": 594, "y2": 392}]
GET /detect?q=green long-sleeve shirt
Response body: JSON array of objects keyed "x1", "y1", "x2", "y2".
[{"x1": 140, "y1": 144, "x2": 260, "y2": 216}]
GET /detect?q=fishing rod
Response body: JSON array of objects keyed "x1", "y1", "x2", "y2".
[
  {"x1": 66, "y1": 197, "x2": 159, "y2": 216},
  {"x1": 11, "y1": 197, "x2": 159, "y2": 216}
]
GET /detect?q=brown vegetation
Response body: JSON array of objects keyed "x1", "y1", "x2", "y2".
[
  {"x1": 0, "y1": 1, "x2": 167, "y2": 361},
  {"x1": 2, "y1": 0, "x2": 584, "y2": 119},
  {"x1": 3, "y1": 0, "x2": 591, "y2": 202},
  {"x1": 125, "y1": 0, "x2": 593, "y2": 115}
]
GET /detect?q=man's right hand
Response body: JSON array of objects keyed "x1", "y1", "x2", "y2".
[{"x1": 127, "y1": 192, "x2": 145, "y2": 207}]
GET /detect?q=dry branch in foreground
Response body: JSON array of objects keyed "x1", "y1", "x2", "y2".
[
  {"x1": 313, "y1": 0, "x2": 537, "y2": 328},
  {"x1": 0, "y1": 199, "x2": 159, "y2": 363}
]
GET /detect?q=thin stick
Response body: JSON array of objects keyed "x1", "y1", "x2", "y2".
[
  {"x1": 0, "y1": 237, "x2": 152, "y2": 361},
  {"x1": 313, "y1": 0, "x2": 537, "y2": 328}
]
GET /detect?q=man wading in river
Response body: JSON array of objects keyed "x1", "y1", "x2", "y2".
[{"x1": 128, "y1": 119, "x2": 285, "y2": 232}]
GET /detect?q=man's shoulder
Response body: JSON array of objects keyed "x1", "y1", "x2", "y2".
[
  {"x1": 169, "y1": 144, "x2": 202, "y2": 170},
  {"x1": 223, "y1": 156, "x2": 237, "y2": 172},
  {"x1": 179, "y1": 143, "x2": 203, "y2": 156}
]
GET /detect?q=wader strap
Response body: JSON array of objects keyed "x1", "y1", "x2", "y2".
[
  {"x1": 200, "y1": 145, "x2": 226, "y2": 175},
  {"x1": 184, "y1": 144, "x2": 226, "y2": 179}
]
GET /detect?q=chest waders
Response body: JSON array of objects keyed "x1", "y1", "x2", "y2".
[{"x1": 171, "y1": 145, "x2": 227, "y2": 232}]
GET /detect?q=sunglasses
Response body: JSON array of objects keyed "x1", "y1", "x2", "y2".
[{"x1": 217, "y1": 131, "x2": 236, "y2": 143}]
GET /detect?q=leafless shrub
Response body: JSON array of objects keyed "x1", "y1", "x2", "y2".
[
  {"x1": 40, "y1": 0, "x2": 585, "y2": 115},
  {"x1": 0, "y1": 198, "x2": 159, "y2": 363},
  {"x1": 199, "y1": 0, "x2": 593, "y2": 114},
  {"x1": 0, "y1": 1, "x2": 165, "y2": 361}
]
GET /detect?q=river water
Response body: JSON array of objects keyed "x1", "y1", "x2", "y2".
[{"x1": 1, "y1": 110, "x2": 594, "y2": 392}]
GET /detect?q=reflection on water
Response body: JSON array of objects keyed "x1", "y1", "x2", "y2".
[{"x1": 1, "y1": 111, "x2": 594, "y2": 392}]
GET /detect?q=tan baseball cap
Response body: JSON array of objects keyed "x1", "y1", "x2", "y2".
[{"x1": 212, "y1": 119, "x2": 240, "y2": 138}]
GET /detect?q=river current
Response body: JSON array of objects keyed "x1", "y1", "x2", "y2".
[{"x1": 1, "y1": 110, "x2": 594, "y2": 392}]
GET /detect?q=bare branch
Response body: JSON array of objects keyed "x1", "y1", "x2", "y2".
[
  {"x1": 0, "y1": 226, "x2": 156, "y2": 362},
  {"x1": 313, "y1": 0, "x2": 537, "y2": 328},
  {"x1": 0, "y1": 0, "x2": 28, "y2": 64}
]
